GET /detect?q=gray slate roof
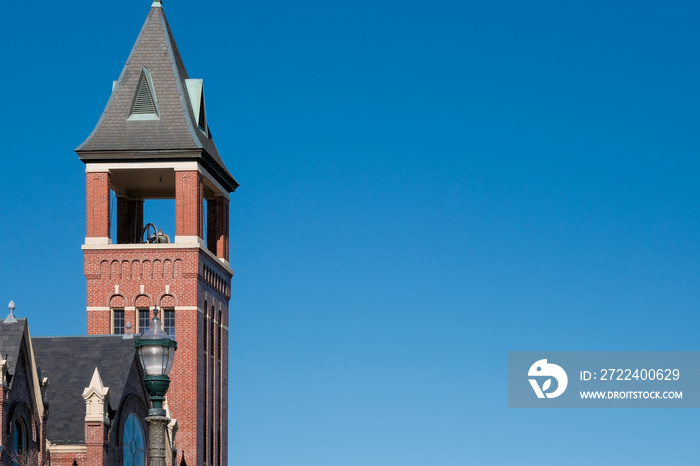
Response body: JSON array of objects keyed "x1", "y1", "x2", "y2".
[
  {"x1": 76, "y1": 5, "x2": 238, "y2": 192},
  {"x1": 0, "y1": 318, "x2": 28, "y2": 389},
  {"x1": 32, "y1": 336, "x2": 139, "y2": 445}
]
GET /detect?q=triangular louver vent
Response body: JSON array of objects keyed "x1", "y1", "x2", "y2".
[
  {"x1": 128, "y1": 67, "x2": 160, "y2": 120},
  {"x1": 133, "y1": 78, "x2": 155, "y2": 113}
]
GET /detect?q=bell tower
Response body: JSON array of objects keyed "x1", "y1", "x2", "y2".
[{"x1": 76, "y1": 2, "x2": 237, "y2": 465}]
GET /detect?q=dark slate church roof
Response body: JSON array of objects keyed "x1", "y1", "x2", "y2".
[
  {"x1": 0, "y1": 318, "x2": 29, "y2": 389},
  {"x1": 32, "y1": 336, "x2": 139, "y2": 445},
  {"x1": 75, "y1": 4, "x2": 238, "y2": 192}
]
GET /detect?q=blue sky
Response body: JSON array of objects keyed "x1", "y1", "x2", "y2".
[{"x1": 2, "y1": 0, "x2": 700, "y2": 464}]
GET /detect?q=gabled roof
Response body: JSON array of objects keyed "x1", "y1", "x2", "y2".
[
  {"x1": 76, "y1": 4, "x2": 238, "y2": 192},
  {"x1": 32, "y1": 336, "x2": 141, "y2": 445},
  {"x1": 0, "y1": 318, "x2": 46, "y2": 418},
  {"x1": 0, "y1": 318, "x2": 28, "y2": 386}
]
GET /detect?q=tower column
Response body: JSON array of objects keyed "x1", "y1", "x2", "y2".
[
  {"x1": 175, "y1": 170, "x2": 203, "y2": 241},
  {"x1": 86, "y1": 172, "x2": 110, "y2": 242},
  {"x1": 221, "y1": 196, "x2": 230, "y2": 261},
  {"x1": 206, "y1": 196, "x2": 229, "y2": 260}
]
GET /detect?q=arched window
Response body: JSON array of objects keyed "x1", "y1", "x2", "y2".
[
  {"x1": 13, "y1": 418, "x2": 27, "y2": 458},
  {"x1": 123, "y1": 413, "x2": 145, "y2": 466}
]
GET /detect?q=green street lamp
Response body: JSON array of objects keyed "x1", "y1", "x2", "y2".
[
  {"x1": 135, "y1": 308, "x2": 177, "y2": 415},
  {"x1": 135, "y1": 308, "x2": 177, "y2": 466}
]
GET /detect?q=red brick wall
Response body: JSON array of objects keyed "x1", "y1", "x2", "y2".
[
  {"x1": 221, "y1": 313, "x2": 229, "y2": 466},
  {"x1": 176, "y1": 171, "x2": 203, "y2": 238},
  {"x1": 85, "y1": 421, "x2": 108, "y2": 465},
  {"x1": 86, "y1": 172, "x2": 110, "y2": 238},
  {"x1": 50, "y1": 451, "x2": 87, "y2": 466},
  {"x1": 85, "y1": 245, "x2": 230, "y2": 465}
]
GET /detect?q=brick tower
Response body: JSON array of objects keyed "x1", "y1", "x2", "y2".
[{"x1": 75, "y1": 2, "x2": 237, "y2": 465}]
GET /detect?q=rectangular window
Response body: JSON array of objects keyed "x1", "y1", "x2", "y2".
[
  {"x1": 217, "y1": 311, "x2": 222, "y2": 360},
  {"x1": 210, "y1": 429, "x2": 214, "y2": 466},
  {"x1": 217, "y1": 423, "x2": 222, "y2": 466},
  {"x1": 163, "y1": 309, "x2": 175, "y2": 338},
  {"x1": 204, "y1": 314, "x2": 208, "y2": 352},
  {"x1": 113, "y1": 309, "x2": 125, "y2": 335},
  {"x1": 210, "y1": 317, "x2": 215, "y2": 356},
  {"x1": 203, "y1": 374, "x2": 208, "y2": 464},
  {"x1": 138, "y1": 309, "x2": 150, "y2": 334}
]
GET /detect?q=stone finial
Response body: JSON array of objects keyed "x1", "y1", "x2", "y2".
[
  {"x1": 5, "y1": 301, "x2": 17, "y2": 324},
  {"x1": 82, "y1": 368, "x2": 110, "y2": 424},
  {"x1": 37, "y1": 367, "x2": 49, "y2": 402},
  {"x1": 152, "y1": 0, "x2": 163, "y2": 8},
  {"x1": 0, "y1": 358, "x2": 8, "y2": 388},
  {"x1": 123, "y1": 321, "x2": 134, "y2": 339},
  {"x1": 41, "y1": 376, "x2": 49, "y2": 402}
]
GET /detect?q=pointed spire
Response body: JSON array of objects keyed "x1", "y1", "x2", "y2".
[
  {"x1": 76, "y1": 5, "x2": 238, "y2": 192},
  {"x1": 82, "y1": 368, "x2": 111, "y2": 423},
  {"x1": 88, "y1": 367, "x2": 106, "y2": 393}
]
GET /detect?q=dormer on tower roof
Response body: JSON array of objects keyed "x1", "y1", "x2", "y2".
[{"x1": 76, "y1": 2, "x2": 238, "y2": 193}]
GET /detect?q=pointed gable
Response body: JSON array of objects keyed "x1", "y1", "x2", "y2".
[
  {"x1": 33, "y1": 336, "x2": 140, "y2": 445},
  {"x1": 0, "y1": 318, "x2": 47, "y2": 419},
  {"x1": 76, "y1": 5, "x2": 238, "y2": 192}
]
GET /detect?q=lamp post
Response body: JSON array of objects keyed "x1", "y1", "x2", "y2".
[{"x1": 135, "y1": 308, "x2": 177, "y2": 466}]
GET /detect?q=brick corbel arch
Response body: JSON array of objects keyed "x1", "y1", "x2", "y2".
[
  {"x1": 134, "y1": 294, "x2": 152, "y2": 308},
  {"x1": 109, "y1": 293, "x2": 127, "y2": 309},
  {"x1": 158, "y1": 293, "x2": 177, "y2": 308}
]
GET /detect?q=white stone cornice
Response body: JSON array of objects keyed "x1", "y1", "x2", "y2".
[
  {"x1": 174, "y1": 236, "x2": 205, "y2": 246},
  {"x1": 47, "y1": 444, "x2": 88, "y2": 454},
  {"x1": 84, "y1": 237, "x2": 112, "y2": 245},
  {"x1": 84, "y1": 161, "x2": 230, "y2": 199}
]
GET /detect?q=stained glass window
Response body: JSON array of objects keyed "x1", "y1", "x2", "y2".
[
  {"x1": 13, "y1": 418, "x2": 26, "y2": 459},
  {"x1": 123, "y1": 414, "x2": 145, "y2": 466}
]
